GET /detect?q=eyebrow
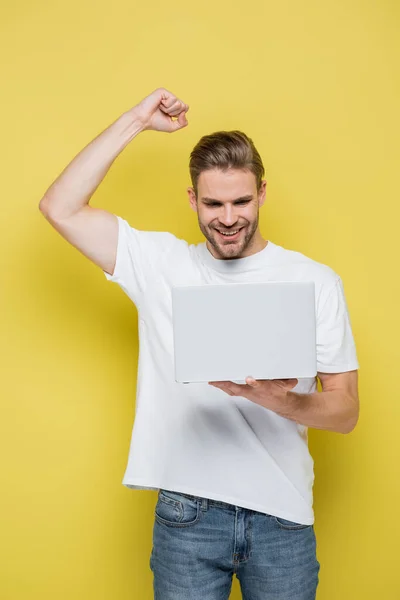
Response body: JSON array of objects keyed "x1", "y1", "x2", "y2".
[{"x1": 201, "y1": 195, "x2": 254, "y2": 204}]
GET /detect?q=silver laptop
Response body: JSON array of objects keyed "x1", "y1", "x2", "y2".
[{"x1": 172, "y1": 281, "x2": 317, "y2": 384}]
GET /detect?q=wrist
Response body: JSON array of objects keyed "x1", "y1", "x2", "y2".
[
  {"x1": 123, "y1": 108, "x2": 148, "y2": 133},
  {"x1": 107, "y1": 110, "x2": 146, "y2": 153},
  {"x1": 284, "y1": 390, "x2": 301, "y2": 412},
  {"x1": 114, "y1": 109, "x2": 146, "y2": 140}
]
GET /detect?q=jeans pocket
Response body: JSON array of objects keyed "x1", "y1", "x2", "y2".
[
  {"x1": 155, "y1": 490, "x2": 201, "y2": 528},
  {"x1": 273, "y1": 516, "x2": 313, "y2": 531}
]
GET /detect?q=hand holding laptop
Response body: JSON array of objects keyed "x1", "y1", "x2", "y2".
[{"x1": 209, "y1": 376, "x2": 299, "y2": 412}]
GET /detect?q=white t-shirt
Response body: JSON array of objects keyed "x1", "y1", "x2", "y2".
[{"x1": 103, "y1": 215, "x2": 359, "y2": 525}]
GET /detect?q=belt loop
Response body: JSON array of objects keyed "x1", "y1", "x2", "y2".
[{"x1": 201, "y1": 497, "x2": 208, "y2": 511}]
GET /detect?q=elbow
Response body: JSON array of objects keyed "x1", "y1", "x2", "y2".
[
  {"x1": 340, "y1": 421, "x2": 357, "y2": 434},
  {"x1": 340, "y1": 410, "x2": 359, "y2": 435},
  {"x1": 39, "y1": 197, "x2": 49, "y2": 215},
  {"x1": 39, "y1": 197, "x2": 59, "y2": 222}
]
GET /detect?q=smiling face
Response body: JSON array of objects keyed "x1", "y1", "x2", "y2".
[{"x1": 188, "y1": 168, "x2": 267, "y2": 260}]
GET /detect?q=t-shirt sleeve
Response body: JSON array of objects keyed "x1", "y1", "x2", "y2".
[
  {"x1": 316, "y1": 277, "x2": 359, "y2": 373},
  {"x1": 103, "y1": 215, "x2": 180, "y2": 308}
]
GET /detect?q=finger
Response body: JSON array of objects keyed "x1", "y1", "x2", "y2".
[
  {"x1": 209, "y1": 381, "x2": 247, "y2": 396},
  {"x1": 162, "y1": 99, "x2": 188, "y2": 115},
  {"x1": 176, "y1": 108, "x2": 188, "y2": 128},
  {"x1": 168, "y1": 106, "x2": 184, "y2": 117},
  {"x1": 209, "y1": 382, "x2": 233, "y2": 395},
  {"x1": 168, "y1": 108, "x2": 188, "y2": 132},
  {"x1": 274, "y1": 378, "x2": 298, "y2": 389},
  {"x1": 288, "y1": 378, "x2": 299, "y2": 388},
  {"x1": 161, "y1": 99, "x2": 185, "y2": 116},
  {"x1": 160, "y1": 93, "x2": 178, "y2": 109}
]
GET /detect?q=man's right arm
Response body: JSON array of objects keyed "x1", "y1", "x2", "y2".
[{"x1": 38, "y1": 89, "x2": 189, "y2": 276}]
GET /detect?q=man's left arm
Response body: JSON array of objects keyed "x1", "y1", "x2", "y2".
[
  {"x1": 283, "y1": 274, "x2": 360, "y2": 434},
  {"x1": 210, "y1": 276, "x2": 360, "y2": 434},
  {"x1": 276, "y1": 370, "x2": 359, "y2": 434},
  {"x1": 210, "y1": 370, "x2": 359, "y2": 435}
]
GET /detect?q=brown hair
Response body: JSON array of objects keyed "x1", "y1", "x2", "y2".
[{"x1": 189, "y1": 130, "x2": 265, "y2": 197}]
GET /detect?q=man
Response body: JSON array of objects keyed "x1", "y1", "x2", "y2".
[{"x1": 39, "y1": 88, "x2": 359, "y2": 600}]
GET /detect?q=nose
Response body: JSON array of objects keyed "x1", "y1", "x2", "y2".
[{"x1": 219, "y1": 205, "x2": 239, "y2": 227}]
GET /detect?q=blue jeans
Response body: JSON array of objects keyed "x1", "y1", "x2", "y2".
[{"x1": 150, "y1": 489, "x2": 320, "y2": 599}]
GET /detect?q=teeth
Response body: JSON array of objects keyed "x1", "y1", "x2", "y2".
[{"x1": 219, "y1": 229, "x2": 240, "y2": 236}]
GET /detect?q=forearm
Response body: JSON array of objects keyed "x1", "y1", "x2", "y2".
[
  {"x1": 273, "y1": 389, "x2": 359, "y2": 434},
  {"x1": 39, "y1": 109, "x2": 144, "y2": 219}
]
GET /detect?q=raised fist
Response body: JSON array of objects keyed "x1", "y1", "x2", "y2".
[{"x1": 133, "y1": 88, "x2": 189, "y2": 133}]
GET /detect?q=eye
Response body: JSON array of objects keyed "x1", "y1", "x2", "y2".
[{"x1": 206, "y1": 200, "x2": 250, "y2": 207}]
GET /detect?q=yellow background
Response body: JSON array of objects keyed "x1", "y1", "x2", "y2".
[{"x1": 1, "y1": 0, "x2": 399, "y2": 598}]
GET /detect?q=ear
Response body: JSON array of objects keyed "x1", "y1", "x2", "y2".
[
  {"x1": 258, "y1": 180, "x2": 267, "y2": 208},
  {"x1": 187, "y1": 187, "x2": 198, "y2": 212}
]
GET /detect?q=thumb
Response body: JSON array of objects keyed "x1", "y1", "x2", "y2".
[
  {"x1": 286, "y1": 378, "x2": 299, "y2": 389},
  {"x1": 245, "y1": 376, "x2": 260, "y2": 387},
  {"x1": 170, "y1": 108, "x2": 188, "y2": 132}
]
